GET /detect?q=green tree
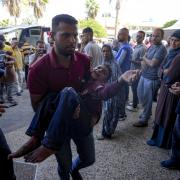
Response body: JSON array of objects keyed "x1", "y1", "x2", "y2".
[
  {"x1": 163, "y1": 19, "x2": 178, "y2": 28},
  {"x1": 28, "y1": 0, "x2": 49, "y2": 22},
  {"x1": 0, "y1": 0, "x2": 49, "y2": 24},
  {"x1": 79, "y1": 19, "x2": 107, "y2": 38},
  {"x1": 0, "y1": 19, "x2": 11, "y2": 28},
  {"x1": 109, "y1": 0, "x2": 124, "y2": 38},
  {"x1": 1, "y1": 0, "x2": 21, "y2": 25},
  {"x1": 85, "y1": 0, "x2": 99, "y2": 19},
  {"x1": 21, "y1": 17, "x2": 36, "y2": 25}
]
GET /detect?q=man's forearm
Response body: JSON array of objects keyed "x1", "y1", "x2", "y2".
[
  {"x1": 143, "y1": 57, "x2": 153, "y2": 67},
  {"x1": 97, "y1": 79, "x2": 126, "y2": 100},
  {"x1": 143, "y1": 57, "x2": 159, "y2": 67}
]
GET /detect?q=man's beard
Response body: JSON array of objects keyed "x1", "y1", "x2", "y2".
[{"x1": 56, "y1": 47, "x2": 73, "y2": 57}]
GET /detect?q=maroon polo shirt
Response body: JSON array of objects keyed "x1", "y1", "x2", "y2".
[{"x1": 28, "y1": 48, "x2": 90, "y2": 96}]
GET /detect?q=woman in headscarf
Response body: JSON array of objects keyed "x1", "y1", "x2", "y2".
[
  {"x1": 147, "y1": 29, "x2": 180, "y2": 149},
  {"x1": 97, "y1": 44, "x2": 125, "y2": 140},
  {"x1": 161, "y1": 80, "x2": 180, "y2": 169}
]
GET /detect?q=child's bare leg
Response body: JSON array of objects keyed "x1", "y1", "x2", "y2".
[
  {"x1": 24, "y1": 145, "x2": 56, "y2": 163},
  {"x1": 8, "y1": 136, "x2": 41, "y2": 159}
]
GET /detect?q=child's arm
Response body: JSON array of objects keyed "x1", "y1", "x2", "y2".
[{"x1": 96, "y1": 70, "x2": 139, "y2": 100}]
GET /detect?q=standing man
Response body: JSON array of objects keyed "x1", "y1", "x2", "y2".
[
  {"x1": 116, "y1": 28, "x2": 133, "y2": 120},
  {"x1": 20, "y1": 39, "x2": 34, "y2": 83},
  {"x1": 11, "y1": 38, "x2": 24, "y2": 96},
  {"x1": 126, "y1": 31, "x2": 146, "y2": 112},
  {"x1": 0, "y1": 37, "x2": 18, "y2": 106},
  {"x1": 27, "y1": 14, "x2": 93, "y2": 180},
  {"x1": 28, "y1": 40, "x2": 46, "y2": 66},
  {"x1": 82, "y1": 27, "x2": 103, "y2": 68},
  {"x1": 133, "y1": 28, "x2": 167, "y2": 127}
]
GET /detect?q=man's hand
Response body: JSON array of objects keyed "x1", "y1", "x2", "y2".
[
  {"x1": 169, "y1": 82, "x2": 180, "y2": 96},
  {"x1": 141, "y1": 60, "x2": 147, "y2": 70},
  {"x1": 118, "y1": 70, "x2": 140, "y2": 84}
]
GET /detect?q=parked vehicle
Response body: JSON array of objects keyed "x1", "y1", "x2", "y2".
[{"x1": 0, "y1": 25, "x2": 50, "y2": 47}]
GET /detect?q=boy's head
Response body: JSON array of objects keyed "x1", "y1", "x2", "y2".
[{"x1": 91, "y1": 64, "x2": 111, "y2": 82}]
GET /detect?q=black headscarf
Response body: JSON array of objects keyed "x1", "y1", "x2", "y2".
[
  {"x1": 163, "y1": 29, "x2": 180, "y2": 70},
  {"x1": 171, "y1": 29, "x2": 180, "y2": 39}
]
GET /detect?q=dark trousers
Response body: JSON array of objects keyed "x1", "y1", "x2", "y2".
[
  {"x1": 55, "y1": 132, "x2": 95, "y2": 180},
  {"x1": 171, "y1": 114, "x2": 180, "y2": 161},
  {"x1": 26, "y1": 87, "x2": 95, "y2": 180},
  {"x1": 0, "y1": 128, "x2": 16, "y2": 180},
  {"x1": 125, "y1": 83, "x2": 129, "y2": 102},
  {"x1": 131, "y1": 78, "x2": 139, "y2": 108}
]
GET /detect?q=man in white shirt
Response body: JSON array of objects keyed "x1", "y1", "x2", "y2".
[
  {"x1": 29, "y1": 40, "x2": 46, "y2": 66},
  {"x1": 82, "y1": 27, "x2": 103, "y2": 68}
]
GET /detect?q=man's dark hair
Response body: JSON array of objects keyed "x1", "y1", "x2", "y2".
[
  {"x1": 120, "y1": 27, "x2": 129, "y2": 33},
  {"x1": 0, "y1": 34, "x2": 5, "y2": 42},
  {"x1": 12, "y1": 37, "x2": 18, "y2": 41},
  {"x1": 5, "y1": 42, "x2": 11, "y2": 46},
  {"x1": 154, "y1": 28, "x2": 164, "y2": 38},
  {"x1": 36, "y1": 40, "x2": 44, "y2": 46},
  {"x1": 138, "y1": 30, "x2": 145, "y2": 38},
  {"x1": 82, "y1": 27, "x2": 93, "y2": 34},
  {"x1": 52, "y1": 14, "x2": 78, "y2": 33}
]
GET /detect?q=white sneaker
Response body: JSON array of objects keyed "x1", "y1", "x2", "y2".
[
  {"x1": 96, "y1": 134, "x2": 105, "y2": 140},
  {"x1": 127, "y1": 102, "x2": 133, "y2": 106},
  {"x1": 126, "y1": 105, "x2": 138, "y2": 112}
]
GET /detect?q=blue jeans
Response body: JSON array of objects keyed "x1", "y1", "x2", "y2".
[
  {"x1": 137, "y1": 76, "x2": 160, "y2": 122},
  {"x1": 55, "y1": 132, "x2": 95, "y2": 180},
  {"x1": 118, "y1": 85, "x2": 126, "y2": 117},
  {"x1": 171, "y1": 114, "x2": 180, "y2": 161},
  {"x1": 0, "y1": 68, "x2": 4, "y2": 77},
  {"x1": 26, "y1": 87, "x2": 95, "y2": 179},
  {"x1": 41, "y1": 87, "x2": 80, "y2": 150},
  {"x1": 0, "y1": 128, "x2": 16, "y2": 180}
]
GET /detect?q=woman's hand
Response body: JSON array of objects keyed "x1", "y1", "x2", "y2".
[{"x1": 169, "y1": 82, "x2": 180, "y2": 96}]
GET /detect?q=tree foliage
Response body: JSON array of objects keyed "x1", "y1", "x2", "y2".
[
  {"x1": 3, "y1": 0, "x2": 21, "y2": 17},
  {"x1": 0, "y1": 19, "x2": 11, "y2": 27},
  {"x1": 85, "y1": 0, "x2": 99, "y2": 19},
  {"x1": 163, "y1": 19, "x2": 178, "y2": 28},
  {"x1": 1, "y1": 0, "x2": 21, "y2": 24},
  {"x1": 79, "y1": 19, "x2": 107, "y2": 38},
  {"x1": 28, "y1": 0, "x2": 48, "y2": 20},
  {"x1": 1, "y1": 0, "x2": 48, "y2": 23},
  {"x1": 22, "y1": 17, "x2": 36, "y2": 25}
]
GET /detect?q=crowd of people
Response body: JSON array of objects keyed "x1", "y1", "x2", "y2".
[{"x1": 0, "y1": 13, "x2": 180, "y2": 180}]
